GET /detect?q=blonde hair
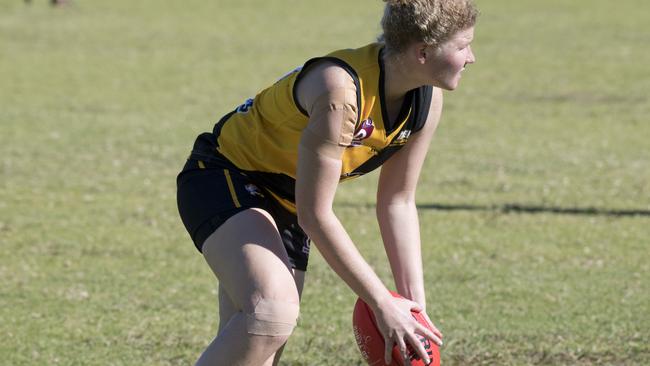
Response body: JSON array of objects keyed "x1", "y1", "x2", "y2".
[{"x1": 380, "y1": 0, "x2": 478, "y2": 55}]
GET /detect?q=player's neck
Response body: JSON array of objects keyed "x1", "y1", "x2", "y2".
[{"x1": 383, "y1": 53, "x2": 420, "y2": 103}]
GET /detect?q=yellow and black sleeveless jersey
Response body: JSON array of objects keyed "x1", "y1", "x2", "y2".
[{"x1": 190, "y1": 43, "x2": 433, "y2": 212}]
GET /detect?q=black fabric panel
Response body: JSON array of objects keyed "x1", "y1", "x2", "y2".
[
  {"x1": 242, "y1": 170, "x2": 297, "y2": 203},
  {"x1": 187, "y1": 109, "x2": 237, "y2": 163},
  {"x1": 412, "y1": 85, "x2": 433, "y2": 133}
]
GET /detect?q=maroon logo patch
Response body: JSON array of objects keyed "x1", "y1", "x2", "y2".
[{"x1": 352, "y1": 118, "x2": 374, "y2": 146}]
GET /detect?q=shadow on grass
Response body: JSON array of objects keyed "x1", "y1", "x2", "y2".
[
  {"x1": 337, "y1": 203, "x2": 650, "y2": 217},
  {"x1": 417, "y1": 203, "x2": 650, "y2": 217}
]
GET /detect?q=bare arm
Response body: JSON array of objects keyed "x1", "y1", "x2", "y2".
[
  {"x1": 376, "y1": 88, "x2": 444, "y2": 309},
  {"x1": 295, "y1": 62, "x2": 441, "y2": 363},
  {"x1": 295, "y1": 61, "x2": 391, "y2": 309}
]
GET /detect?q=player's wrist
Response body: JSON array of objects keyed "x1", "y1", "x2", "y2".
[
  {"x1": 396, "y1": 284, "x2": 426, "y2": 307},
  {"x1": 368, "y1": 291, "x2": 394, "y2": 313}
]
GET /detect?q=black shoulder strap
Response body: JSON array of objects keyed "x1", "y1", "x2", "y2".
[{"x1": 411, "y1": 85, "x2": 433, "y2": 133}]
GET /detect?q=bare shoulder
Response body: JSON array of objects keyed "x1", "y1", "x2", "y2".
[
  {"x1": 430, "y1": 87, "x2": 444, "y2": 114},
  {"x1": 295, "y1": 60, "x2": 357, "y2": 114},
  {"x1": 425, "y1": 87, "x2": 444, "y2": 128}
]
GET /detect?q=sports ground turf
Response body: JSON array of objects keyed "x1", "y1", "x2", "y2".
[{"x1": 1, "y1": 0, "x2": 648, "y2": 365}]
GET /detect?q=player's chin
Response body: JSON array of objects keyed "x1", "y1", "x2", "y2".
[
  {"x1": 433, "y1": 75, "x2": 462, "y2": 91},
  {"x1": 436, "y1": 80, "x2": 459, "y2": 91}
]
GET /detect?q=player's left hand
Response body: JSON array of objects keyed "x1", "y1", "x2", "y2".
[{"x1": 418, "y1": 309, "x2": 443, "y2": 341}]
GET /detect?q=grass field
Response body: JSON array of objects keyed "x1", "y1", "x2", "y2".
[{"x1": 1, "y1": 0, "x2": 649, "y2": 365}]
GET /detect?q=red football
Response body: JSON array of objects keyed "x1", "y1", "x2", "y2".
[{"x1": 352, "y1": 291, "x2": 440, "y2": 366}]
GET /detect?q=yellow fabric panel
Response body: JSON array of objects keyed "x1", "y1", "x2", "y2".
[
  {"x1": 216, "y1": 67, "x2": 304, "y2": 177},
  {"x1": 216, "y1": 43, "x2": 412, "y2": 181},
  {"x1": 223, "y1": 169, "x2": 241, "y2": 208}
]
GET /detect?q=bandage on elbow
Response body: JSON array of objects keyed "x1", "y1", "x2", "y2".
[{"x1": 245, "y1": 298, "x2": 299, "y2": 336}]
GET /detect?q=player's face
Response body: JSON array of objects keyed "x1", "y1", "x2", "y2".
[{"x1": 426, "y1": 27, "x2": 475, "y2": 90}]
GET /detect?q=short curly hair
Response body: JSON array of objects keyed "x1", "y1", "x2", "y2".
[{"x1": 379, "y1": 0, "x2": 478, "y2": 55}]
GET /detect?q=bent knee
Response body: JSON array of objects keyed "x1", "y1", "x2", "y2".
[{"x1": 244, "y1": 297, "x2": 300, "y2": 338}]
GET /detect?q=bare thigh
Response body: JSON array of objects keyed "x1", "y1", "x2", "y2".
[{"x1": 202, "y1": 208, "x2": 300, "y2": 316}]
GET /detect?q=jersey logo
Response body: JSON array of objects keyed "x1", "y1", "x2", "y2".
[
  {"x1": 236, "y1": 98, "x2": 254, "y2": 113},
  {"x1": 301, "y1": 239, "x2": 311, "y2": 255},
  {"x1": 396, "y1": 129, "x2": 411, "y2": 141},
  {"x1": 390, "y1": 129, "x2": 411, "y2": 146},
  {"x1": 244, "y1": 183, "x2": 265, "y2": 198},
  {"x1": 351, "y1": 118, "x2": 374, "y2": 146}
]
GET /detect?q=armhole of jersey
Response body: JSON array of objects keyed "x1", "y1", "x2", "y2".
[
  {"x1": 412, "y1": 85, "x2": 434, "y2": 133},
  {"x1": 292, "y1": 57, "x2": 362, "y2": 124}
]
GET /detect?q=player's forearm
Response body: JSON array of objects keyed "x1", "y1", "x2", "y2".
[
  {"x1": 376, "y1": 200, "x2": 426, "y2": 306},
  {"x1": 299, "y1": 210, "x2": 391, "y2": 309}
]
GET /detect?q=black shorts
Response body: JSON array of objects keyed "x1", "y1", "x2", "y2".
[{"x1": 176, "y1": 158, "x2": 310, "y2": 271}]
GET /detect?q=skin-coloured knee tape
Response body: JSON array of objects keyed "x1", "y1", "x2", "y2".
[{"x1": 245, "y1": 298, "x2": 299, "y2": 336}]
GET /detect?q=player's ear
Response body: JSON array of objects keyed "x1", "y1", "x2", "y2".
[{"x1": 416, "y1": 43, "x2": 428, "y2": 64}]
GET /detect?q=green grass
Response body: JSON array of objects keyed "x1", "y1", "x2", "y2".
[{"x1": 1, "y1": 0, "x2": 649, "y2": 365}]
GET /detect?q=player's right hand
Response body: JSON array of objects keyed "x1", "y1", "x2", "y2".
[{"x1": 372, "y1": 296, "x2": 443, "y2": 365}]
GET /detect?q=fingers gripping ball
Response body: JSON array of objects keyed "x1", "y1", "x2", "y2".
[{"x1": 352, "y1": 292, "x2": 440, "y2": 366}]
